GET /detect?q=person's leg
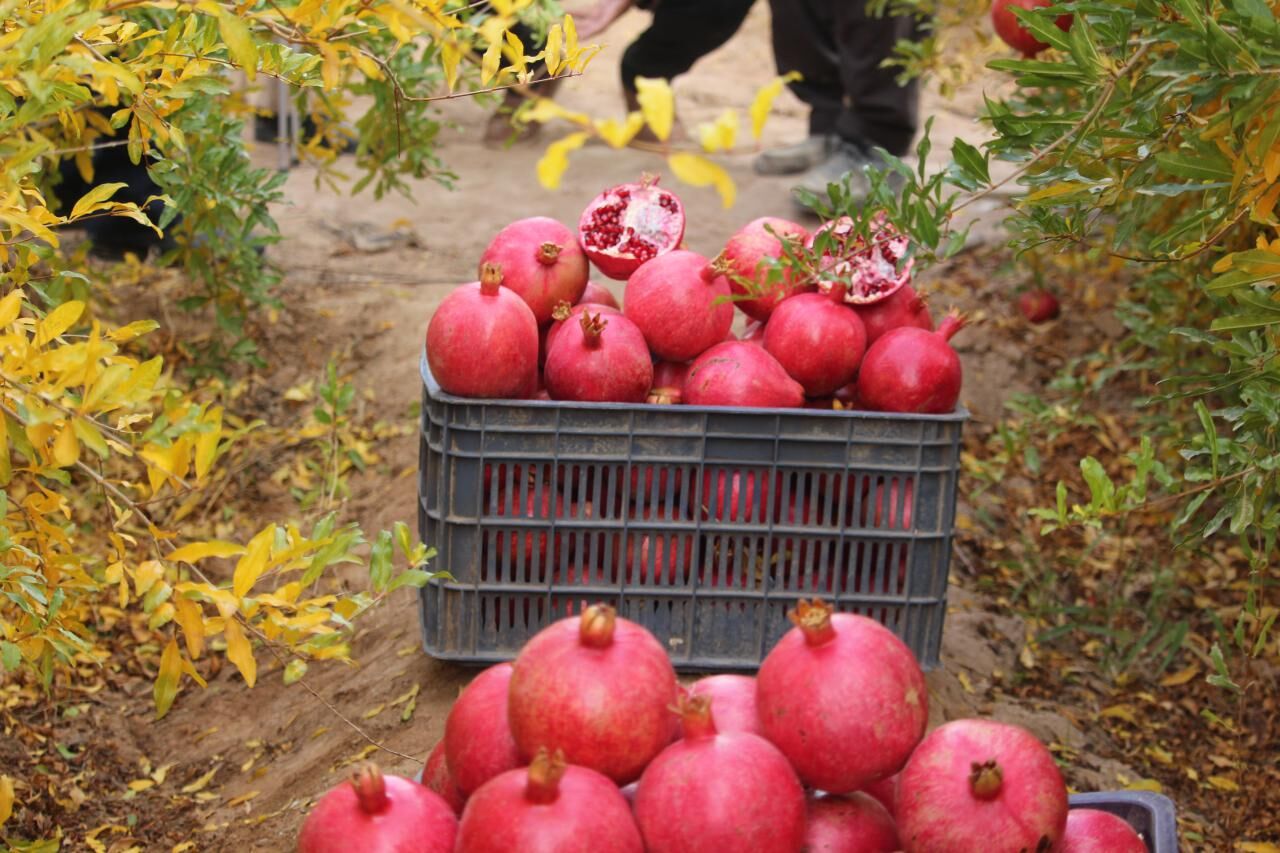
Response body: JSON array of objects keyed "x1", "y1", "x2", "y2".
[
  {"x1": 619, "y1": 0, "x2": 756, "y2": 92},
  {"x1": 833, "y1": 3, "x2": 922, "y2": 157}
]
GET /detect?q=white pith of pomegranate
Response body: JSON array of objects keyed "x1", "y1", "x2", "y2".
[
  {"x1": 811, "y1": 213, "x2": 913, "y2": 306},
  {"x1": 578, "y1": 178, "x2": 686, "y2": 281}
]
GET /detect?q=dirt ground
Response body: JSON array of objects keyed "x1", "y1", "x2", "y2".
[{"x1": 35, "y1": 6, "x2": 1199, "y2": 850}]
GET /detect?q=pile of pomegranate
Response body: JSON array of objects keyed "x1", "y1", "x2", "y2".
[
  {"x1": 425, "y1": 179, "x2": 966, "y2": 416},
  {"x1": 299, "y1": 600, "x2": 1152, "y2": 853}
]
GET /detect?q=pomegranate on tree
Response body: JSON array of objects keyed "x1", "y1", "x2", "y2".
[
  {"x1": 444, "y1": 663, "x2": 522, "y2": 796},
  {"x1": 479, "y1": 217, "x2": 589, "y2": 324},
  {"x1": 579, "y1": 177, "x2": 686, "y2": 280},
  {"x1": 647, "y1": 361, "x2": 691, "y2": 405},
  {"x1": 624, "y1": 250, "x2": 733, "y2": 362},
  {"x1": 1058, "y1": 809, "x2": 1147, "y2": 853},
  {"x1": 682, "y1": 674, "x2": 762, "y2": 736},
  {"x1": 756, "y1": 599, "x2": 928, "y2": 793},
  {"x1": 857, "y1": 312, "x2": 965, "y2": 414},
  {"x1": 991, "y1": 0, "x2": 1073, "y2": 58},
  {"x1": 298, "y1": 763, "x2": 457, "y2": 853},
  {"x1": 577, "y1": 280, "x2": 621, "y2": 310},
  {"x1": 507, "y1": 604, "x2": 678, "y2": 784},
  {"x1": 715, "y1": 217, "x2": 812, "y2": 321},
  {"x1": 633, "y1": 695, "x2": 807, "y2": 853},
  {"x1": 455, "y1": 748, "x2": 643, "y2": 853},
  {"x1": 1018, "y1": 289, "x2": 1060, "y2": 323},
  {"x1": 896, "y1": 718, "x2": 1069, "y2": 853},
  {"x1": 811, "y1": 213, "x2": 913, "y2": 306},
  {"x1": 423, "y1": 739, "x2": 467, "y2": 815},
  {"x1": 804, "y1": 792, "x2": 901, "y2": 853},
  {"x1": 855, "y1": 284, "x2": 933, "y2": 345},
  {"x1": 683, "y1": 342, "x2": 805, "y2": 409},
  {"x1": 426, "y1": 263, "x2": 539, "y2": 399},
  {"x1": 544, "y1": 311, "x2": 654, "y2": 404},
  {"x1": 763, "y1": 291, "x2": 868, "y2": 397}
]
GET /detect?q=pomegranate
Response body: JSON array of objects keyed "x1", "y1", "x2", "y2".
[
  {"x1": 700, "y1": 469, "x2": 778, "y2": 523},
  {"x1": 716, "y1": 217, "x2": 812, "y2": 321},
  {"x1": 624, "y1": 250, "x2": 733, "y2": 362},
  {"x1": 811, "y1": 213, "x2": 913, "y2": 306},
  {"x1": 629, "y1": 465, "x2": 687, "y2": 511},
  {"x1": 805, "y1": 792, "x2": 901, "y2": 853},
  {"x1": 423, "y1": 739, "x2": 467, "y2": 815},
  {"x1": 579, "y1": 177, "x2": 686, "y2": 280},
  {"x1": 833, "y1": 382, "x2": 859, "y2": 409},
  {"x1": 298, "y1": 763, "x2": 457, "y2": 853},
  {"x1": 756, "y1": 599, "x2": 928, "y2": 793},
  {"x1": 683, "y1": 342, "x2": 805, "y2": 409},
  {"x1": 862, "y1": 774, "x2": 899, "y2": 819},
  {"x1": 456, "y1": 748, "x2": 643, "y2": 853},
  {"x1": 855, "y1": 284, "x2": 933, "y2": 345},
  {"x1": 648, "y1": 361, "x2": 691, "y2": 405},
  {"x1": 857, "y1": 313, "x2": 965, "y2": 414},
  {"x1": 479, "y1": 217, "x2": 588, "y2": 324},
  {"x1": 1018, "y1": 289, "x2": 1060, "y2": 323},
  {"x1": 991, "y1": 0, "x2": 1073, "y2": 57},
  {"x1": 1059, "y1": 809, "x2": 1147, "y2": 853},
  {"x1": 682, "y1": 675, "x2": 761, "y2": 736},
  {"x1": 492, "y1": 487, "x2": 566, "y2": 578},
  {"x1": 545, "y1": 301, "x2": 622, "y2": 362},
  {"x1": 896, "y1": 719, "x2": 1068, "y2": 853},
  {"x1": 444, "y1": 663, "x2": 522, "y2": 796},
  {"x1": 507, "y1": 604, "x2": 679, "y2": 784},
  {"x1": 544, "y1": 311, "x2": 653, "y2": 404},
  {"x1": 619, "y1": 530, "x2": 695, "y2": 584},
  {"x1": 764, "y1": 291, "x2": 868, "y2": 396},
  {"x1": 633, "y1": 695, "x2": 806, "y2": 852},
  {"x1": 578, "y1": 280, "x2": 621, "y2": 310},
  {"x1": 426, "y1": 263, "x2": 539, "y2": 399}
]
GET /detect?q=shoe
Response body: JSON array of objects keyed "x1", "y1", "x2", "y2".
[
  {"x1": 790, "y1": 140, "x2": 903, "y2": 210},
  {"x1": 753, "y1": 135, "x2": 836, "y2": 176}
]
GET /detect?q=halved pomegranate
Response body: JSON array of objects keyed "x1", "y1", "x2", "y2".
[
  {"x1": 810, "y1": 213, "x2": 913, "y2": 306},
  {"x1": 578, "y1": 177, "x2": 686, "y2": 281}
]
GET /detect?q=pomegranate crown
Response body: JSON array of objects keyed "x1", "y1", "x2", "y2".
[
  {"x1": 479, "y1": 262, "x2": 504, "y2": 295},
  {"x1": 551, "y1": 300, "x2": 575, "y2": 322},
  {"x1": 526, "y1": 747, "x2": 568, "y2": 804},
  {"x1": 579, "y1": 603, "x2": 617, "y2": 648},
  {"x1": 350, "y1": 763, "x2": 390, "y2": 814},
  {"x1": 671, "y1": 692, "x2": 717, "y2": 740},
  {"x1": 579, "y1": 311, "x2": 607, "y2": 346},
  {"x1": 788, "y1": 598, "x2": 837, "y2": 646},
  {"x1": 537, "y1": 241, "x2": 563, "y2": 265},
  {"x1": 937, "y1": 309, "x2": 968, "y2": 342},
  {"x1": 968, "y1": 759, "x2": 1003, "y2": 800}
]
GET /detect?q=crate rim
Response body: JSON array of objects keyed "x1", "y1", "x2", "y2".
[{"x1": 420, "y1": 351, "x2": 970, "y2": 423}]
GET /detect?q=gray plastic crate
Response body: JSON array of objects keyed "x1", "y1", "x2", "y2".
[
  {"x1": 1069, "y1": 791, "x2": 1179, "y2": 852},
  {"x1": 417, "y1": 355, "x2": 966, "y2": 670}
]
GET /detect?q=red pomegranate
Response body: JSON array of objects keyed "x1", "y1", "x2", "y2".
[
  {"x1": 683, "y1": 342, "x2": 805, "y2": 409},
  {"x1": 479, "y1": 217, "x2": 589, "y2": 324},
  {"x1": 426, "y1": 263, "x2": 539, "y2": 399},
  {"x1": 298, "y1": 764, "x2": 457, "y2": 853},
  {"x1": 857, "y1": 312, "x2": 965, "y2": 414},
  {"x1": 455, "y1": 748, "x2": 643, "y2": 853},
  {"x1": 423, "y1": 739, "x2": 467, "y2": 815},
  {"x1": 544, "y1": 301, "x2": 622, "y2": 362},
  {"x1": 855, "y1": 284, "x2": 933, "y2": 345},
  {"x1": 618, "y1": 530, "x2": 695, "y2": 584},
  {"x1": 861, "y1": 773, "x2": 899, "y2": 819},
  {"x1": 1018, "y1": 289, "x2": 1060, "y2": 323},
  {"x1": 444, "y1": 663, "x2": 522, "y2": 796},
  {"x1": 648, "y1": 361, "x2": 691, "y2": 405},
  {"x1": 544, "y1": 311, "x2": 653, "y2": 404},
  {"x1": 716, "y1": 217, "x2": 813, "y2": 321},
  {"x1": 633, "y1": 695, "x2": 807, "y2": 853},
  {"x1": 896, "y1": 719, "x2": 1069, "y2": 853},
  {"x1": 763, "y1": 291, "x2": 868, "y2": 396},
  {"x1": 507, "y1": 604, "x2": 679, "y2": 784},
  {"x1": 683, "y1": 675, "x2": 761, "y2": 736},
  {"x1": 805, "y1": 792, "x2": 901, "y2": 852},
  {"x1": 1059, "y1": 809, "x2": 1147, "y2": 852},
  {"x1": 492, "y1": 488, "x2": 566, "y2": 577},
  {"x1": 579, "y1": 178, "x2": 686, "y2": 280},
  {"x1": 756, "y1": 599, "x2": 928, "y2": 793},
  {"x1": 624, "y1": 250, "x2": 733, "y2": 362},
  {"x1": 991, "y1": 0, "x2": 1073, "y2": 57},
  {"x1": 700, "y1": 469, "x2": 779, "y2": 523},
  {"x1": 577, "y1": 280, "x2": 621, "y2": 310},
  {"x1": 811, "y1": 213, "x2": 913, "y2": 306}
]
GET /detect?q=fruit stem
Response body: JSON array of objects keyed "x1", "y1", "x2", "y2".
[
  {"x1": 969, "y1": 760, "x2": 1003, "y2": 800},
  {"x1": 677, "y1": 693, "x2": 718, "y2": 740},
  {"x1": 537, "y1": 242, "x2": 563, "y2": 266},
  {"x1": 937, "y1": 310, "x2": 967, "y2": 342},
  {"x1": 788, "y1": 598, "x2": 837, "y2": 646},
  {"x1": 350, "y1": 763, "x2": 390, "y2": 814},
  {"x1": 579, "y1": 312, "x2": 607, "y2": 349},
  {"x1": 525, "y1": 748, "x2": 568, "y2": 805},
  {"x1": 479, "y1": 262, "x2": 504, "y2": 296},
  {"x1": 579, "y1": 603, "x2": 617, "y2": 648},
  {"x1": 552, "y1": 300, "x2": 574, "y2": 322}
]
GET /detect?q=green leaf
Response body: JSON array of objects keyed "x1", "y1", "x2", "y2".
[
  {"x1": 218, "y1": 12, "x2": 258, "y2": 79},
  {"x1": 388, "y1": 569, "x2": 433, "y2": 592},
  {"x1": 283, "y1": 659, "x2": 308, "y2": 685},
  {"x1": 1, "y1": 641, "x2": 20, "y2": 672},
  {"x1": 1155, "y1": 152, "x2": 1233, "y2": 182},
  {"x1": 1080, "y1": 457, "x2": 1116, "y2": 512},
  {"x1": 951, "y1": 138, "x2": 990, "y2": 185},
  {"x1": 369, "y1": 530, "x2": 393, "y2": 593},
  {"x1": 1194, "y1": 401, "x2": 1219, "y2": 478}
]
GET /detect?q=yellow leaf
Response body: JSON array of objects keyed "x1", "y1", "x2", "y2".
[
  {"x1": 128, "y1": 778, "x2": 155, "y2": 792},
  {"x1": 172, "y1": 596, "x2": 205, "y2": 659},
  {"x1": 696, "y1": 109, "x2": 738, "y2": 153},
  {"x1": 0, "y1": 410, "x2": 10, "y2": 487},
  {"x1": 1238, "y1": 843, "x2": 1280, "y2": 853},
  {"x1": 218, "y1": 12, "x2": 257, "y2": 80},
  {"x1": 36, "y1": 300, "x2": 85, "y2": 345},
  {"x1": 0, "y1": 775, "x2": 12, "y2": 827},
  {"x1": 154, "y1": 638, "x2": 182, "y2": 718},
  {"x1": 1124, "y1": 778, "x2": 1163, "y2": 793},
  {"x1": 1253, "y1": 181, "x2": 1280, "y2": 222},
  {"x1": 635, "y1": 77, "x2": 674, "y2": 142},
  {"x1": 593, "y1": 113, "x2": 645, "y2": 149},
  {"x1": 134, "y1": 560, "x2": 165, "y2": 597},
  {"x1": 50, "y1": 421, "x2": 79, "y2": 467},
  {"x1": 226, "y1": 790, "x2": 259, "y2": 807},
  {"x1": 544, "y1": 24, "x2": 563, "y2": 76},
  {"x1": 481, "y1": 36, "x2": 503, "y2": 85},
  {"x1": 181, "y1": 766, "x2": 219, "y2": 794},
  {"x1": 564, "y1": 14, "x2": 578, "y2": 57},
  {"x1": 0, "y1": 289, "x2": 22, "y2": 328},
  {"x1": 73, "y1": 417, "x2": 109, "y2": 459},
  {"x1": 232, "y1": 525, "x2": 275, "y2": 598},
  {"x1": 352, "y1": 50, "x2": 383, "y2": 80},
  {"x1": 1207, "y1": 774, "x2": 1240, "y2": 792},
  {"x1": 1099, "y1": 704, "x2": 1139, "y2": 725},
  {"x1": 524, "y1": 98, "x2": 591, "y2": 127},
  {"x1": 224, "y1": 618, "x2": 257, "y2": 688},
  {"x1": 106, "y1": 319, "x2": 159, "y2": 342},
  {"x1": 749, "y1": 72, "x2": 801, "y2": 140},
  {"x1": 667, "y1": 153, "x2": 736, "y2": 208},
  {"x1": 69, "y1": 182, "x2": 128, "y2": 220},
  {"x1": 169, "y1": 540, "x2": 245, "y2": 564},
  {"x1": 1025, "y1": 182, "x2": 1089, "y2": 202},
  {"x1": 536, "y1": 131, "x2": 590, "y2": 190},
  {"x1": 441, "y1": 38, "x2": 463, "y2": 92},
  {"x1": 1265, "y1": 147, "x2": 1280, "y2": 185},
  {"x1": 503, "y1": 29, "x2": 528, "y2": 77},
  {"x1": 1159, "y1": 665, "x2": 1199, "y2": 687}
]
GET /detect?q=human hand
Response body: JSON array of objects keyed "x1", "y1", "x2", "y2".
[{"x1": 570, "y1": 0, "x2": 633, "y2": 39}]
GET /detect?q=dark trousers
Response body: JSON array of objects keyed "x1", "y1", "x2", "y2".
[
  {"x1": 768, "y1": 0, "x2": 922, "y2": 156},
  {"x1": 620, "y1": 0, "x2": 757, "y2": 91}
]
